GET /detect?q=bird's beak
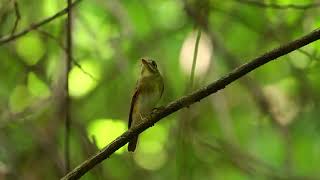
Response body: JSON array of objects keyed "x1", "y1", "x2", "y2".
[
  {"x1": 141, "y1": 59, "x2": 152, "y2": 71},
  {"x1": 141, "y1": 59, "x2": 148, "y2": 66}
]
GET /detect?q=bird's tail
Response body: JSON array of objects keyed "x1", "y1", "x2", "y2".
[{"x1": 128, "y1": 135, "x2": 139, "y2": 152}]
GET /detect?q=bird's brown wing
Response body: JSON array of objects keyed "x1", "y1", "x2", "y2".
[{"x1": 128, "y1": 87, "x2": 139, "y2": 129}]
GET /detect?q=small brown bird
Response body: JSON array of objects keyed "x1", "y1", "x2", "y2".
[{"x1": 128, "y1": 59, "x2": 164, "y2": 152}]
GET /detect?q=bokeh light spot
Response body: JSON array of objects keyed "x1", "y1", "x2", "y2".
[
  {"x1": 43, "y1": 0, "x2": 64, "y2": 16},
  {"x1": 133, "y1": 124, "x2": 168, "y2": 170},
  {"x1": 9, "y1": 85, "x2": 32, "y2": 113},
  {"x1": 179, "y1": 31, "x2": 212, "y2": 77},
  {"x1": 68, "y1": 60, "x2": 101, "y2": 98},
  {"x1": 263, "y1": 83, "x2": 298, "y2": 126},
  {"x1": 87, "y1": 119, "x2": 126, "y2": 154},
  {"x1": 140, "y1": 124, "x2": 168, "y2": 149},
  {"x1": 16, "y1": 33, "x2": 45, "y2": 66},
  {"x1": 27, "y1": 72, "x2": 50, "y2": 98},
  {"x1": 134, "y1": 149, "x2": 167, "y2": 171},
  {"x1": 289, "y1": 51, "x2": 310, "y2": 69}
]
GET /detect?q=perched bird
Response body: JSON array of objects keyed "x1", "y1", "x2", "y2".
[{"x1": 128, "y1": 59, "x2": 164, "y2": 152}]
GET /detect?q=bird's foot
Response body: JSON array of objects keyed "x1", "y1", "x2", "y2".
[{"x1": 152, "y1": 106, "x2": 165, "y2": 114}]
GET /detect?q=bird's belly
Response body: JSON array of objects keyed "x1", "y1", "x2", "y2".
[
  {"x1": 138, "y1": 92, "x2": 160, "y2": 115},
  {"x1": 132, "y1": 91, "x2": 160, "y2": 127}
]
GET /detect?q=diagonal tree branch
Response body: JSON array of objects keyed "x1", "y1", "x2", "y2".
[
  {"x1": 0, "y1": 0, "x2": 82, "y2": 46},
  {"x1": 235, "y1": 0, "x2": 320, "y2": 10},
  {"x1": 61, "y1": 28, "x2": 320, "y2": 180}
]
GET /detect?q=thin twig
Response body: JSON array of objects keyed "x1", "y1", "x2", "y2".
[
  {"x1": 37, "y1": 29, "x2": 97, "y2": 81},
  {"x1": 64, "y1": 0, "x2": 73, "y2": 173},
  {"x1": 189, "y1": 28, "x2": 202, "y2": 90},
  {"x1": 298, "y1": 49, "x2": 320, "y2": 64},
  {"x1": 235, "y1": 0, "x2": 320, "y2": 10},
  {"x1": 71, "y1": 60, "x2": 98, "y2": 81},
  {"x1": 61, "y1": 28, "x2": 320, "y2": 180},
  {"x1": 177, "y1": 27, "x2": 202, "y2": 179},
  {"x1": 0, "y1": 0, "x2": 82, "y2": 45},
  {"x1": 10, "y1": 0, "x2": 20, "y2": 35}
]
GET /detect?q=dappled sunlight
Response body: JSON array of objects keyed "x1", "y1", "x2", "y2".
[
  {"x1": 15, "y1": 33, "x2": 45, "y2": 66},
  {"x1": 263, "y1": 79, "x2": 299, "y2": 126},
  {"x1": 27, "y1": 72, "x2": 50, "y2": 98},
  {"x1": 1, "y1": 0, "x2": 320, "y2": 179},
  {"x1": 8, "y1": 73, "x2": 50, "y2": 114},
  {"x1": 9, "y1": 85, "x2": 32, "y2": 113},
  {"x1": 133, "y1": 124, "x2": 168, "y2": 170},
  {"x1": 134, "y1": 149, "x2": 167, "y2": 171},
  {"x1": 139, "y1": 124, "x2": 168, "y2": 153},
  {"x1": 68, "y1": 60, "x2": 101, "y2": 98},
  {"x1": 266, "y1": 0, "x2": 302, "y2": 25},
  {"x1": 43, "y1": 0, "x2": 64, "y2": 17},
  {"x1": 179, "y1": 31, "x2": 213, "y2": 77},
  {"x1": 289, "y1": 51, "x2": 311, "y2": 69},
  {"x1": 87, "y1": 119, "x2": 127, "y2": 154},
  {"x1": 146, "y1": 0, "x2": 185, "y2": 29},
  {"x1": 74, "y1": 7, "x2": 117, "y2": 59}
]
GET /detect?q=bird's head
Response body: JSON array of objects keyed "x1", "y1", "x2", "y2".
[{"x1": 140, "y1": 58, "x2": 160, "y2": 77}]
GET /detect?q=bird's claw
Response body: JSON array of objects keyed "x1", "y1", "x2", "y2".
[{"x1": 152, "y1": 106, "x2": 165, "y2": 114}]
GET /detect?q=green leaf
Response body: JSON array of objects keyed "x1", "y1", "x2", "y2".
[
  {"x1": 27, "y1": 72, "x2": 50, "y2": 98},
  {"x1": 15, "y1": 33, "x2": 45, "y2": 66},
  {"x1": 9, "y1": 85, "x2": 32, "y2": 113}
]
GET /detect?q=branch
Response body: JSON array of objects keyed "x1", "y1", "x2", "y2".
[
  {"x1": 10, "y1": 0, "x2": 21, "y2": 35},
  {"x1": 36, "y1": 29, "x2": 97, "y2": 81},
  {"x1": 0, "y1": 0, "x2": 82, "y2": 46},
  {"x1": 235, "y1": 0, "x2": 320, "y2": 10},
  {"x1": 61, "y1": 28, "x2": 320, "y2": 180},
  {"x1": 64, "y1": 0, "x2": 73, "y2": 173},
  {"x1": 189, "y1": 28, "x2": 201, "y2": 90}
]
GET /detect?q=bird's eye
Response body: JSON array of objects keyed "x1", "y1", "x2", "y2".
[{"x1": 151, "y1": 61, "x2": 157, "y2": 67}]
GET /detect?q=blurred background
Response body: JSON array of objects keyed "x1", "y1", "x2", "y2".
[{"x1": 1, "y1": 0, "x2": 320, "y2": 179}]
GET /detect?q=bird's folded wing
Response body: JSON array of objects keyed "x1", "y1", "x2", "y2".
[{"x1": 128, "y1": 87, "x2": 140, "y2": 128}]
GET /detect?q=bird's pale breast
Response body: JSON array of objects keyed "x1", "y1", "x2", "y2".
[{"x1": 131, "y1": 80, "x2": 161, "y2": 127}]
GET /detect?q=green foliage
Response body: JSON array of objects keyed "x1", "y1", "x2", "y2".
[
  {"x1": 87, "y1": 118, "x2": 126, "y2": 153},
  {"x1": 0, "y1": 0, "x2": 320, "y2": 179},
  {"x1": 68, "y1": 60, "x2": 101, "y2": 97},
  {"x1": 28, "y1": 72, "x2": 50, "y2": 98},
  {"x1": 9, "y1": 85, "x2": 32, "y2": 113},
  {"x1": 15, "y1": 33, "x2": 45, "y2": 66}
]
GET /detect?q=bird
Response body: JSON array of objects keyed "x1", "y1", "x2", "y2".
[{"x1": 128, "y1": 58, "x2": 164, "y2": 152}]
